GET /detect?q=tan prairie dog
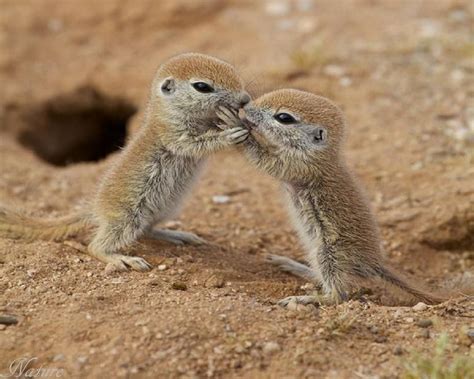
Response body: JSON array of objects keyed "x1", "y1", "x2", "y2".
[
  {"x1": 0, "y1": 53, "x2": 251, "y2": 271},
  {"x1": 217, "y1": 89, "x2": 447, "y2": 305}
]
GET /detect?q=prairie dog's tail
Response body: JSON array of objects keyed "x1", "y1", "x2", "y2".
[
  {"x1": 0, "y1": 205, "x2": 91, "y2": 242},
  {"x1": 374, "y1": 265, "x2": 447, "y2": 305}
]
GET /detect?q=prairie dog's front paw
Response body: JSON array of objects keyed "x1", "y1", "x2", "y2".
[
  {"x1": 216, "y1": 106, "x2": 243, "y2": 129},
  {"x1": 223, "y1": 127, "x2": 249, "y2": 144}
]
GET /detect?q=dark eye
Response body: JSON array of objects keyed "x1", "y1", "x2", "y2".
[
  {"x1": 274, "y1": 112, "x2": 297, "y2": 124},
  {"x1": 192, "y1": 82, "x2": 214, "y2": 93}
]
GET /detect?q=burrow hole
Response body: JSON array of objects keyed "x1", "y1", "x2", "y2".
[{"x1": 15, "y1": 86, "x2": 137, "y2": 166}]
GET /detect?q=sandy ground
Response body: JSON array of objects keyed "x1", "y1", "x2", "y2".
[{"x1": 0, "y1": 1, "x2": 473, "y2": 378}]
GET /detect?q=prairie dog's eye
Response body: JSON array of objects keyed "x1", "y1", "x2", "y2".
[
  {"x1": 274, "y1": 112, "x2": 297, "y2": 124},
  {"x1": 192, "y1": 82, "x2": 214, "y2": 93}
]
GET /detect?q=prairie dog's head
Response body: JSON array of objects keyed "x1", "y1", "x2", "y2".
[
  {"x1": 245, "y1": 89, "x2": 345, "y2": 158},
  {"x1": 151, "y1": 53, "x2": 250, "y2": 130}
]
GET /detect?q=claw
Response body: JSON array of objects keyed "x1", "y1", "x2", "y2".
[
  {"x1": 217, "y1": 106, "x2": 242, "y2": 129},
  {"x1": 225, "y1": 127, "x2": 249, "y2": 144},
  {"x1": 98, "y1": 254, "x2": 152, "y2": 272},
  {"x1": 277, "y1": 295, "x2": 320, "y2": 307}
]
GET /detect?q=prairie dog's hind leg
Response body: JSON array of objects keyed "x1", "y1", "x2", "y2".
[
  {"x1": 147, "y1": 228, "x2": 207, "y2": 245},
  {"x1": 266, "y1": 254, "x2": 322, "y2": 283},
  {"x1": 88, "y1": 225, "x2": 152, "y2": 272}
]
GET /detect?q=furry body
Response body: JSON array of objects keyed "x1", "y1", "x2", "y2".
[{"x1": 218, "y1": 89, "x2": 444, "y2": 304}]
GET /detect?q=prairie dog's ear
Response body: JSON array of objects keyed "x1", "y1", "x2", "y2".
[
  {"x1": 159, "y1": 77, "x2": 176, "y2": 96},
  {"x1": 312, "y1": 126, "x2": 327, "y2": 144}
]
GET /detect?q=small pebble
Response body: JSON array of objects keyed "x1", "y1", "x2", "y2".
[
  {"x1": 412, "y1": 302, "x2": 428, "y2": 312},
  {"x1": 265, "y1": 1, "x2": 290, "y2": 16},
  {"x1": 212, "y1": 195, "x2": 231, "y2": 204},
  {"x1": 323, "y1": 64, "x2": 345, "y2": 77},
  {"x1": 369, "y1": 326, "x2": 379, "y2": 334},
  {"x1": 53, "y1": 354, "x2": 65, "y2": 362},
  {"x1": 416, "y1": 319, "x2": 433, "y2": 328},
  {"x1": 339, "y1": 76, "x2": 352, "y2": 87},
  {"x1": 171, "y1": 282, "x2": 187, "y2": 291},
  {"x1": 0, "y1": 315, "x2": 18, "y2": 325},
  {"x1": 467, "y1": 329, "x2": 474, "y2": 343},
  {"x1": 157, "y1": 264, "x2": 167, "y2": 271},
  {"x1": 393, "y1": 346, "x2": 404, "y2": 355},
  {"x1": 262, "y1": 341, "x2": 281, "y2": 355},
  {"x1": 26, "y1": 269, "x2": 37, "y2": 277},
  {"x1": 76, "y1": 356, "x2": 88, "y2": 367}
]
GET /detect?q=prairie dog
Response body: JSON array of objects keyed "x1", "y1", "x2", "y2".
[
  {"x1": 0, "y1": 53, "x2": 251, "y2": 271},
  {"x1": 217, "y1": 89, "x2": 444, "y2": 305}
]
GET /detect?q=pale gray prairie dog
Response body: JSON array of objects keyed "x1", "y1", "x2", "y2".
[
  {"x1": 217, "y1": 89, "x2": 445, "y2": 305},
  {"x1": 0, "y1": 53, "x2": 251, "y2": 271}
]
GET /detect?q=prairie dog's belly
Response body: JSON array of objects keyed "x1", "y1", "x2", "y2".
[
  {"x1": 283, "y1": 186, "x2": 324, "y2": 263},
  {"x1": 94, "y1": 150, "x2": 202, "y2": 225},
  {"x1": 143, "y1": 153, "x2": 204, "y2": 221}
]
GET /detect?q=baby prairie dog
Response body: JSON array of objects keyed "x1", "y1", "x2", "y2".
[
  {"x1": 217, "y1": 89, "x2": 444, "y2": 305},
  {"x1": 0, "y1": 53, "x2": 251, "y2": 271}
]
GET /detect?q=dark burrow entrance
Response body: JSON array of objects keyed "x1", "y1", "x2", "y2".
[
  {"x1": 421, "y1": 210, "x2": 474, "y2": 252},
  {"x1": 12, "y1": 86, "x2": 137, "y2": 166}
]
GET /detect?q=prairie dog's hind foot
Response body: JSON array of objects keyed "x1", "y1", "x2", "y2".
[
  {"x1": 148, "y1": 228, "x2": 207, "y2": 245},
  {"x1": 278, "y1": 293, "x2": 346, "y2": 308},
  {"x1": 266, "y1": 254, "x2": 321, "y2": 283},
  {"x1": 89, "y1": 249, "x2": 152, "y2": 272},
  {"x1": 278, "y1": 295, "x2": 321, "y2": 308}
]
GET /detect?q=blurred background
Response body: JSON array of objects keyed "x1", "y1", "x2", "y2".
[{"x1": 1, "y1": 0, "x2": 472, "y2": 166}]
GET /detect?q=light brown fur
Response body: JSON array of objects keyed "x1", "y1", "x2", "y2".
[
  {"x1": 218, "y1": 89, "x2": 448, "y2": 305},
  {"x1": 0, "y1": 53, "x2": 250, "y2": 271}
]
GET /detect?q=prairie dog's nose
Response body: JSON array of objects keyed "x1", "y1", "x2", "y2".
[{"x1": 240, "y1": 92, "x2": 251, "y2": 107}]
